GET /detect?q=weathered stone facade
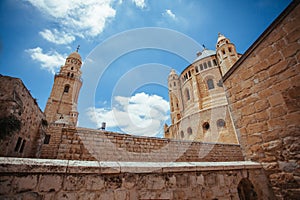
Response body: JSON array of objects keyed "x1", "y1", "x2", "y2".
[
  {"x1": 0, "y1": 158, "x2": 275, "y2": 200},
  {"x1": 0, "y1": 75, "x2": 46, "y2": 158},
  {"x1": 40, "y1": 127, "x2": 244, "y2": 162},
  {"x1": 223, "y1": 1, "x2": 300, "y2": 199},
  {"x1": 165, "y1": 34, "x2": 241, "y2": 144}
]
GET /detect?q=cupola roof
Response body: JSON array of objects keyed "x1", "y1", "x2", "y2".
[
  {"x1": 68, "y1": 51, "x2": 82, "y2": 61},
  {"x1": 217, "y1": 33, "x2": 227, "y2": 43},
  {"x1": 194, "y1": 49, "x2": 216, "y2": 62}
]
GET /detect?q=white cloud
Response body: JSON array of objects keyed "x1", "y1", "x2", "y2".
[
  {"x1": 163, "y1": 9, "x2": 176, "y2": 20},
  {"x1": 27, "y1": 0, "x2": 116, "y2": 43},
  {"x1": 132, "y1": 0, "x2": 146, "y2": 9},
  {"x1": 39, "y1": 29, "x2": 75, "y2": 44},
  {"x1": 87, "y1": 92, "x2": 169, "y2": 137},
  {"x1": 25, "y1": 47, "x2": 66, "y2": 74}
]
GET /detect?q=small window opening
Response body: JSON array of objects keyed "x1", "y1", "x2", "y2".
[
  {"x1": 173, "y1": 82, "x2": 176, "y2": 87},
  {"x1": 71, "y1": 67, "x2": 74, "y2": 70},
  {"x1": 188, "y1": 71, "x2": 191, "y2": 77},
  {"x1": 19, "y1": 140, "x2": 26, "y2": 153},
  {"x1": 203, "y1": 62, "x2": 208, "y2": 69},
  {"x1": 222, "y1": 49, "x2": 225, "y2": 55},
  {"x1": 180, "y1": 131, "x2": 184, "y2": 138},
  {"x1": 14, "y1": 137, "x2": 22, "y2": 152},
  {"x1": 208, "y1": 61, "x2": 212, "y2": 68},
  {"x1": 217, "y1": 119, "x2": 226, "y2": 128},
  {"x1": 200, "y1": 64, "x2": 203, "y2": 70},
  {"x1": 203, "y1": 122, "x2": 210, "y2": 131},
  {"x1": 213, "y1": 59, "x2": 217, "y2": 66},
  {"x1": 228, "y1": 47, "x2": 232, "y2": 53},
  {"x1": 187, "y1": 127, "x2": 192, "y2": 135},
  {"x1": 207, "y1": 79, "x2": 215, "y2": 90},
  {"x1": 71, "y1": 73, "x2": 74, "y2": 78},
  {"x1": 44, "y1": 135, "x2": 51, "y2": 144},
  {"x1": 67, "y1": 72, "x2": 70, "y2": 77},
  {"x1": 185, "y1": 89, "x2": 190, "y2": 100},
  {"x1": 64, "y1": 85, "x2": 70, "y2": 93},
  {"x1": 195, "y1": 66, "x2": 199, "y2": 73}
]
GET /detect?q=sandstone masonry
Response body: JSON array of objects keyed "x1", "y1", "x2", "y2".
[{"x1": 223, "y1": 1, "x2": 300, "y2": 199}]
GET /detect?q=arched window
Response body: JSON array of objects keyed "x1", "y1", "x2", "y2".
[
  {"x1": 207, "y1": 79, "x2": 215, "y2": 90},
  {"x1": 67, "y1": 72, "x2": 70, "y2": 77},
  {"x1": 64, "y1": 85, "x2": 70, "y2": 93},
  {"x1": 71, "y1": 73, "x2": 74, "y2": 78},
  {"x1": 177, "y1": 114, "x2": 181, "y2": 120},
  {"x1": 173, "y1": 82, "x2": 176, "y2": 87},
  {"x1": 203, "y1": 62, "x2": 208, "y2": 69},
  {"x1": 185, "y1": 88, "x2": 190, "y2": 101},
  {"x1": 217, "y1": 119, "x2": 226, "y2": 128},
  {"x1": 208, "y1": 61, "x2": 212, "y2": 68},
  {"x1": 203, "y1": 122, "x2": 210, "y2": 131},
  {"x1": 180, "y1": 131, "x2": 184, "y2": 138},
  {"x1": 200, "y1": 64, "x2": 203, "y2": 70},
  {"x1": 71, "y1": 67, "x2": 74, "y2": 70},
  {"x1": 187, "y1": 127, "x2": 192, "y2": 135}
]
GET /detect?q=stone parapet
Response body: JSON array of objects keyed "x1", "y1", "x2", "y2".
[
  {"x1": 0, "y1": 157, "x2": 275, "y2": 199},
  {"x1": 49, "y1": 127, "x2": 244, "y2": 162}
]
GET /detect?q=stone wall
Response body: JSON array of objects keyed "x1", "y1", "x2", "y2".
[
  {"x1": 0, "y1": 157, "x2": 275, "y2": 199},
  {"x1": 40, "y1": 127, "x2": 244, "y2": 162},
  {"x1": 0, "y1": 75, "x2": 46, "y2": 158},
  {"x1": 223, "y1": 1, "x2": 300, "y2": 199}
]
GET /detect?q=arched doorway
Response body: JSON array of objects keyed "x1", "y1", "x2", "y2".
[{"x1": 237, "y1": 178, "x2": 258, "y2": 200}]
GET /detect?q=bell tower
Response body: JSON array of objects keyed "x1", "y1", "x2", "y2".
[
  {"x1": 216, "y1": 33, "x2": 239, "y2": 76},
  {"x1": 44, "y1": 47, "x2": 82, "y2": 127}
]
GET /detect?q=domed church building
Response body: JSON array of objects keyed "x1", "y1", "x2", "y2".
[{"x1": 164, "y1": 33, "x2": 242, "y2": 144}]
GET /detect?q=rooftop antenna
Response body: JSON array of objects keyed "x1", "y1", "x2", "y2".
[{"x1": 76, "y1": 45, "x2": 80, "y2": 52}]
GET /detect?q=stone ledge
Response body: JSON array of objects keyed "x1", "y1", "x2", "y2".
[{"x1": 0, "y1": 157, "x2": 261, "y2": 174}]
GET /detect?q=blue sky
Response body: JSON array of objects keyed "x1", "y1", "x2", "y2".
[{"x1": 0, "y1": 0, "x2": 291, "y2": 137}]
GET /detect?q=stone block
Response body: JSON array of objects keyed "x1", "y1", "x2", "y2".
[
  {"x1": 114, "y1": 189, "x2": 128, "y2": 200},
  {"x1": 56, "y1": 192, "x2": 78, "y2": 200},
  {"x1": 13, "y1": 175, "x2": 38, "y2": 193},
  {"x1": 268, "y1": 93, "x2": 284, "y2": 107},
  {"x1": 145, "y1": 175, "x2": 165, "y2": 190},
  {"x1": 254, "y1": 99, "x2": 270, "y2": 113},
  {"x1": 269, "y1": 105, "x2": 287, "y2": 118},
  {"x1": 39, "y1": 175, "x2": 63, "y2": 192},
  {"x1": 0, "y1": 176, "x2": 13, "y2": 195},
  {"x1": 86, "y1": 175, "x2": 104, "y2": 191},
  {"x1": 63, "y1": 175, "x2": 85, "y2": 191}
]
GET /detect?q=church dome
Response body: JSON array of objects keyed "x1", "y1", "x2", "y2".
[
  {"x1": 193, "y1": 49, "x2": 216, "y2": 62},
  {"x1": 68, "y1": 51, "x2": 82, "y2": 61}
]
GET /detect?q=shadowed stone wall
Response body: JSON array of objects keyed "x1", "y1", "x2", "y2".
[
  {"x1": 223, "y1": 1, "x2": 300, "y2": 199},
  {"x1": 0, "y1": 75, "x2": 46, "y2": 158}
]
